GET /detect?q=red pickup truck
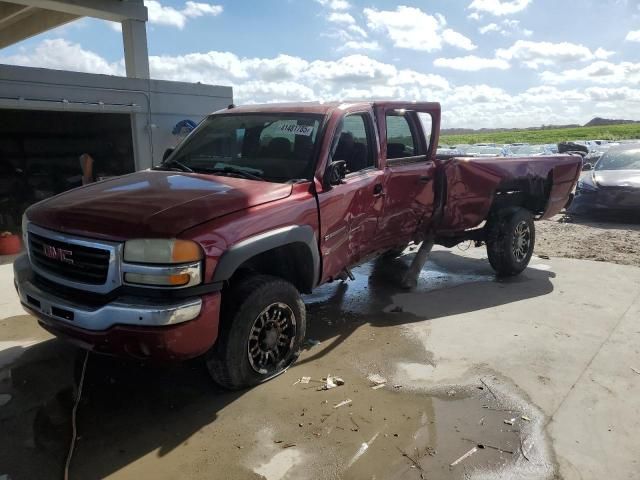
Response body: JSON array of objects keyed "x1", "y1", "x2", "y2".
[{"x1": 14, "y1": 101, "x2": 581, "y2": 389}]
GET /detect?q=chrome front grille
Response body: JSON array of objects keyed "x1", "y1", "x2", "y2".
[
  {"x1": 26, "y1": 223, "x2": 123, "y2": 294},
  {"x1": 29, "y1": 232, "x2": 110, "y2": 284}
]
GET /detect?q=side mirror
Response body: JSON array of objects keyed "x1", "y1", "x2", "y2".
[
  {"x1": 162, "y1": 147, "x2": 174, "y2": 162},
  {"x1": 324, "y1": 160, "x2": 347, "y2": 188},
  {"x1": 582, "y1": 162, "x2": 593, "y2": 171}
]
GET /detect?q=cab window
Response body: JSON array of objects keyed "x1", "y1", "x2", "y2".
[
  {"x1": 386, "y1": 113, "x2": 420, "y2": 159},
  {"x1": 332, "y1": 114, "x2": 374, "y2": 174}
]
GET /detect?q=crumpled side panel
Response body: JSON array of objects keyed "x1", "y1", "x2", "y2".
[{"x1": 436, "y1": 155, "x2": 581, "y2": 234}]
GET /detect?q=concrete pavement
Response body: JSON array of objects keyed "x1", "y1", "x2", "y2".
[{"x1": 0, "y1": 248, "x2": 639, "y2": 479}]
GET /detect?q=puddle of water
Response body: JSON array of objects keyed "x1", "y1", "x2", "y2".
[
  {"x1": 341, "y1": 385, "x2": 552, "y2": 480},
  {"x1": 254, "y1": 448, "x2": 305, "y2": 480}
]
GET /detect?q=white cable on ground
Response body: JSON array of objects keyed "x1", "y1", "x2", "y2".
[{"x1": 64, "y1": 350, "x2": 89, "y2": 480}]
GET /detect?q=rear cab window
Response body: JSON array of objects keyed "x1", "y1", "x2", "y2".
[{"x1": 385, "y1": 111, "x2": 433, "y2": 161}]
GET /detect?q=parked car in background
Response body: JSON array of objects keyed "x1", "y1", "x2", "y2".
[
  {"x1": 465, "y1": 145, "x2": 507, "y2": 157},
  {"x1": 506, "y1": 144, "x2": 555, "y2": 157},
  {"x1": 569, "y1": 143, "x2": 640, "y2": 215}
]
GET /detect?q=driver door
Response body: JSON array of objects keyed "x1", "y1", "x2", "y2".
[{"x1": 316, "y1": 110, "x2": 385, "y2": 282}]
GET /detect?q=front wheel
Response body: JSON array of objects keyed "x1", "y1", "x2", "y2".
[
  {"x1": 206, "y1": 274, "x2": 306, "y2": 390},
  {"x1": 486, "y1": 208, "x2": 535, "y2": 276}
]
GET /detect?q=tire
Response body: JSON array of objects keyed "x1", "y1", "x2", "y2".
[
  {"x1": 486, "y1": 208, "x2": 535, "y2": 277},
  {"x1": 206, "y1": 274, "x2": 306, "y2": 390}
]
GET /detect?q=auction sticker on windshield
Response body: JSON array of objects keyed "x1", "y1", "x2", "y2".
[{"x1": 280, "y1": 123, "x2": 314, "y2": 136}]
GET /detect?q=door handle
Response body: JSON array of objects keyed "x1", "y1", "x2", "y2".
[
  {"x1": 373, "y1": 183, "x2": 384, "y2": 196},
  {"x1": 418, "y1": 175, "x2": 432, "y2": 183}
]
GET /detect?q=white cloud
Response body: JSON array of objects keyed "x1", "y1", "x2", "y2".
[
  {"x1": 626, "y1": 30, "x2": 640, "y2": 42},
  {"x1": 319, "y1": 0, "x2": 367, "y2": 43},
  {"x1": 468, "y1": 12, "x2": 482, "y2": 20},
  {"x1": 481, "y1": 19, "x2": 533, "y2": 36},
  {"x1": 540, "y1": 60, "x2": 640, "y2": 85},
  {"x1": 442, "y1": 29, "x2": 477, "y2": 51},
  {"x1": 364, "y1": 6, "x2": 476, "y2": 52},
  {"x1": 594, "y1": 47, "x2": 615, "y2": 59},
  {"x1": 496, "y1": 40, "x2": 614, "y2": 69},
  {"x1": 341, "y1": 40, "x2": 380, "y2": 51},
  {"x1": 144, "y1": 0, "x2": 222, "y2": 29},
  {"x1": 182, "y1": 2, "x2": 223, "y2": 17},
  {"x1": 315, "y1": 0, "x2": 350, "y2": 10},
  {"x1": 347, "y1": 24, "x2": 368, "y2": 37},
  {"x1": 434, "y1": 55, "x2": 510, "y2": 70},
  {"x1": 479, "y1": 23, "x2": 500, "y2": 34},
  {"x1": 468, "y1": 0, "x2": 532, "y2": 16},
  {"x1": 327, "y1": 12, "x2": 355, "y2": 24},
  {"x1": 0, "y1": 38, "x2": 124, "y2": 75},
  {"x1": 3, "y1": 38, "x2": 639, "y2": 129}
]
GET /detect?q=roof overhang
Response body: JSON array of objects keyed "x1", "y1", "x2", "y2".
[{"x1": 0, "y1": 0, "x2": 147, "y2": 49}]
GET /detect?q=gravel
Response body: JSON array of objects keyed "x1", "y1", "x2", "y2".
[{"x1": 536, "y1": 214, "x2": 640, "y2": 267}]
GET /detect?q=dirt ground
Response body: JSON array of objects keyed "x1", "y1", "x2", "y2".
[{"x1": 535, "y1": 214, "x2": 640, "y2": 267}]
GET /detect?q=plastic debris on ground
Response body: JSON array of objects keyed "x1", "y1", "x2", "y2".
[
  {"x1": 368, "y1": 373, "x2": 387, "y2": 389},
  {"x1": 450, "y1": 446, "x2": 478, "y2": 467},
  {"x1": 320, "y1": 374, "x2": 345, "y2": 390},
  {"x1": 333, "y1": 399, "x2": 352, "y2": 409},
  {"x1": 504, "y1": 417, "x2": 516, "y2": 425},
  {"x1": 631, "y1": 367, "x2": 640, "y2": 375},
  {"x1": 300, "y1": 376, "x2": 311, "y2": 384}
]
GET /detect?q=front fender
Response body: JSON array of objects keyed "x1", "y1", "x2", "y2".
[{"x1": 211, "y1": 225, "x2": 320, "y2": 287}]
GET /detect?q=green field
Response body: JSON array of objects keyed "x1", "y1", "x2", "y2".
[{"x1": 438, "y1": 123, "x2": 640, "y2": 146}]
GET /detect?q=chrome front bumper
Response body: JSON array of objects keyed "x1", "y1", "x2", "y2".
[{"x1": 13, "y1": 254, "x2": 202, "y2": 331}]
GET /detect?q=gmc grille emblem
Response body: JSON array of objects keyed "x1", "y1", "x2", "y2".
[{"x1": 43, "y1": 244, "x2": 74, "y2": 264}]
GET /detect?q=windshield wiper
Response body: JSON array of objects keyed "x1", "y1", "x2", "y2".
[
  {"x1": 197, "y1": 166, "x2": 265, "y2": 181},
  {"x1": 155, "y1": 159, "x2": 193, "y2": 173}
]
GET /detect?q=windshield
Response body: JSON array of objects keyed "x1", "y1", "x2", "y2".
[
  {"x1": 161, "y1": 113, "x2": 324, "y2": 183},
  {"x1": 595, "y1": 148, "x2": 640, "y2": 171}
]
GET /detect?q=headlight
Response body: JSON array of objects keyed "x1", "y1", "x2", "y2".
[
  {"x1": 123, "y1": 239, "x2": 203, "y2": 288},
  {"x1": 124, "y1": 239, "x2": 202, "y2": 264},
  {"x1": 577, "y1": 179, "x2": 597, "y2": 192}
]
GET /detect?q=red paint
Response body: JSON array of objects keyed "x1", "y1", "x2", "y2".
[
  {"x1": 22, "y1": 101, "x2": 581, "y2": 361},
  {"x1": 27, "y1": 171, "x2": 293, "y2": 240}
]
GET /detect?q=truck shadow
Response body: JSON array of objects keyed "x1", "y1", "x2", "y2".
[
  {"x1": 0, "y1": 338, "x2": 243, "y2": 480},
  {"x1": 299, "y1": 249, "x2": 555, "y2": 365}
]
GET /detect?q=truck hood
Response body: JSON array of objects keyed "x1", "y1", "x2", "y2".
[
  {"x1": 27, "y1": 170, "x2": 293, "y2": 240},
  {"x1": 593, "y1": 169, "x2": 640, "y2": 189}
]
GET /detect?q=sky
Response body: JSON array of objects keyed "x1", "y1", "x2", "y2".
[{"x1": 1, "y1": 0, "x2": 640, "y2": 129}]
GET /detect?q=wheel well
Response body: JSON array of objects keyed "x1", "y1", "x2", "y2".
[
  {"x1": 489, "y1": 173, "x2": 552, "y2": 218},
  {"x1": 228, "y1": 243, "x2": 316, "y2": 294}
]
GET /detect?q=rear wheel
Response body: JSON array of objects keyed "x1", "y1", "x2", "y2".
[
  {"x1": 206, "y1": 274, "x2": 306, "y2": 390},
  {"x1": 486, "y1": 208, "x2": 535, "y2": 276}
]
